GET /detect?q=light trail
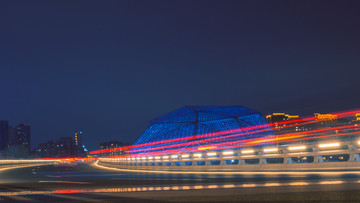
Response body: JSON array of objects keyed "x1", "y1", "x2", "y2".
[
  {"x1": 0, "y1": 163, "x2": 53, "y2": 173},
  {"x1": 127, "y1": 124, "x2": 360, "y2": 156},
  {"x1": 93, "y1": 160, "x2": 360, "y2": 175},
  {"x1": 127, "y1": 123, "x2": 358, "y2": 155},
  {"x1": 90, "y1": 109, "x2": 360, "y2": 157},
  {"x1": 90, "y1": 123, "x2": 273, "y2": 155},
  {"x1": 125, "y1": 130, "x2": 360, "y2": 157},
  {"x1": 1, "y1": 177, "x2": 359, "y2": 197}
]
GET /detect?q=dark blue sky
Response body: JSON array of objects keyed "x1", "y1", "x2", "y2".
[{"x1": 1, "y1": 1, "x2": 360, "y2": 150}]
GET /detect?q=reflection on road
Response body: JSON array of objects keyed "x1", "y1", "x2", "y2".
[
  {"x1": 0, "y1": 179, "x2": 358, "y2": 197},
  {"x1": 93, "y1": 160, "x2": 360, "y2": 176}
]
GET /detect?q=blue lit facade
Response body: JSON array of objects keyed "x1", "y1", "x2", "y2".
[{"x1": 132, "y1": 106, "x2": 274, "y2": 155}]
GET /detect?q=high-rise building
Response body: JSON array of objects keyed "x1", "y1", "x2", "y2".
[
  {"x1": 56, "y1": 137, "x2": 75, "y2": 157},
  {"x1": 15, "y1": 123, "x2": 31, "y2": 153},
  {"x1": 0, "y1": 121, "x2": 9, "y2": 150},
  {"x1": 36, "y1": 135, "x2": 85, "y2": 158},
  {"x1": 74, "y1": 130, "x2": 87, "y2": 157},
  {"x1": 99, "y1": 141, "x2": 125, "y2": 156},
  {"x1": 2, "y1": 123, "x2": 32, "y2": 158},
  {"x1": 36, "y1": 141, "x2": 57, "y2": 158},
  {"x1": 74, "y1": 130, "x2": 83, "y2": 149},
  {"x1": 8, "y1": 126, "x2": 17, "y2": 145}
]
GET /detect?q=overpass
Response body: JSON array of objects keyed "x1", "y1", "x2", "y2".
[
  {"x1": 97, "y1": 139, "x2": 360, "y2": 171},
  {"x1": 93, "y1": 107, "x2": 360, "y2": 172}
]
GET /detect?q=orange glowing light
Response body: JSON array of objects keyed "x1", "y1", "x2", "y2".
[{"x1": 197, "y1": 146, "x2": 216, "y2": 151}]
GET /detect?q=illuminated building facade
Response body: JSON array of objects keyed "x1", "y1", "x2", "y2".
[
  {"x1": 265, "y1": 113, "x2": 304, "y2": 134},
  {"x1": 74, "y1": 130, "x2": 87, "y2": 156},
  {"x1": 132, "y1": 106, "x2": 273, "y2": 155},
  {"x1": 265, "y1": 113, "x2": 299, "y2": 123},
  {"x1": 74, "y1": 130, "x2": 83, "y2": 147},
  {"x1": 314, "y1": 113, "x2": 337, "y2": 121}
]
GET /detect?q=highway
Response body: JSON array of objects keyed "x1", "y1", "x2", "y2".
[{"x1": 1, "y1": 162, "x2": 360, "y2": 202}]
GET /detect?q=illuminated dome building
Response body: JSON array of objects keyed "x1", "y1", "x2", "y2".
[{"x1": 130, "y1": 106, "x2": 274, "y2": 156}]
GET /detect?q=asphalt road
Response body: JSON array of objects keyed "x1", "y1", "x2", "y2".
[{"x1": 1, "y1": 162, "x2": 360, "y2": 202}]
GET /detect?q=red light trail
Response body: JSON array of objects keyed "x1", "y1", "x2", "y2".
[{"x1": 90, "y1": 109, "x2": 360, "y2": 158}]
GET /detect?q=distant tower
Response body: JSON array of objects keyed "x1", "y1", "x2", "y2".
[
  {"x1": 74, "y1": 130, "x2": 83, "y2": 147},
  {"x1": 74, "y1": 130, "x2": 84, "y2": 156}
]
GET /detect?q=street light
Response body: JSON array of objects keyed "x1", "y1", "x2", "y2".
[
  {"x1": 241, "y1": 150, "x2": 254, "y2": 154},
  {"x1": 222, "y1": 151, "x2": 234, "y2": 155},
  {"x1": 263, "y1": 148, "x2": 278, "y2": 152},
  {"x1": 207, "y1": 152, "x2": 217, "y2": 156},
  {"x1": 288, "y1": 146, "x2": 306, "y2": 151},
  {"x1": 193, "y1": 153, "x2": 202, "y2": 158},
  {"x1": 318, "y1": 143, "x2": 340, "y2": 148}
]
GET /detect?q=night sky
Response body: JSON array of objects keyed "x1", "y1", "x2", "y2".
[{"x1": 1, "y1": 1, "x2": 360, "y2": 150}]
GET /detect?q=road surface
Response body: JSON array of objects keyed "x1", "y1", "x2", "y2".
[{"x1": 1, "y1": 162, "x2": 360, "y2": 202}]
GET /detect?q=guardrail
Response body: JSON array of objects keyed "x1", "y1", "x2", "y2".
[{"x1": 98, "y1": 139, "x2": 360, "y2": 171}]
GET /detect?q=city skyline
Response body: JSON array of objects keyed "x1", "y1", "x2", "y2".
[{"x1": 3, "y1": 107, "x2": 360, "y2": 154}]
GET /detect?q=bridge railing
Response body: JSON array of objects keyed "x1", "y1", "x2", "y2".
[{"x1": 98, "y1": 139, "x2": 360, "y2": 171}]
